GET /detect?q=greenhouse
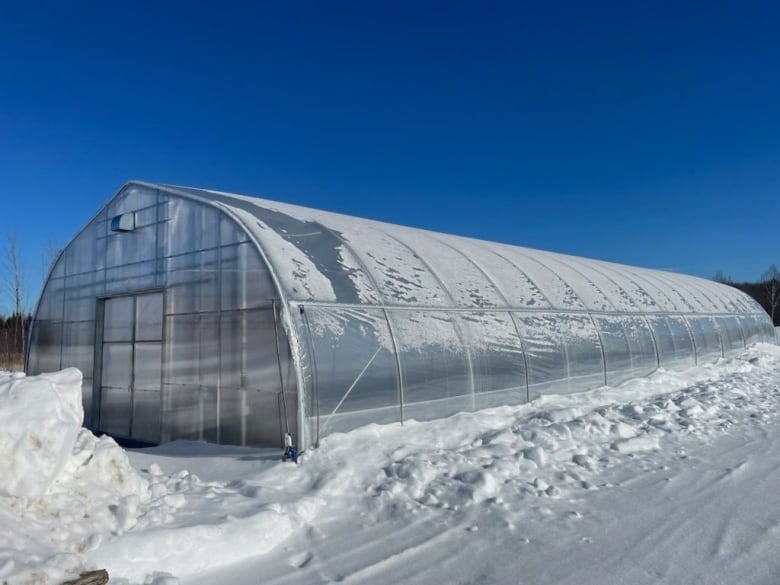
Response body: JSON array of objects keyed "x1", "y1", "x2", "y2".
[{"x1": 27, "y1": 181, "x2": 776, "y2": 451}]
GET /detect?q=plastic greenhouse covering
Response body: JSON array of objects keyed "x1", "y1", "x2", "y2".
[{"x1": 27, "y1": 181, "x2": 777, "y2": 451}]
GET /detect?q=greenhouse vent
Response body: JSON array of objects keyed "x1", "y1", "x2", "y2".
[{"x1": 27, "y1": 181, "x2": 776, "y2": 451}]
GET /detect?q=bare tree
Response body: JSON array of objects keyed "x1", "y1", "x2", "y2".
[
  {"x1": 3, "y1": 235, "x2": 25, "y2": 369},
  {"x1": 763, "y1": 264, "x2": 780, "y2": 325},
  {"x1": 41, "y1": 239, "x2": 61, "y2": 281}
]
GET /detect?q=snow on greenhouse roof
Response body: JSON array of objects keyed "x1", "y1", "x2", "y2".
[{"x1": 135, "y1": 181, "x2": 762, "y2": 316}]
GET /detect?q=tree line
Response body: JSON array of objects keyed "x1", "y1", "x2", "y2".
[
  {"x1": 0, "y1": 313, "x2": 33, "y2": 370},
  {"x1": 714, "y1": 265, "x2": 780, "y2": 326},
  {"x1": 0, "y1": 234, "x2": 59, "y2": 370}
]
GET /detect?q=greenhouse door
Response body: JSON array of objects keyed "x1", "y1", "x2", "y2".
[{"x1": 97, "y1": 292, "x2": 163, "y2": 443}]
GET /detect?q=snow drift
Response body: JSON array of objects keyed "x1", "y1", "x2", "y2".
[
  {"x1": 0, "y1": 369, "x2": 150, "y2": 584},
  {"x1": 3, "y1": 343, "x2": 780, "y2": 585}
]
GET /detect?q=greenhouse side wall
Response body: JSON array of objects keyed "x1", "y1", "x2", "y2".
[
  {"x1": 27, "y1": 185, "x2": 297, "y2": 448},
  {"x1": 299, "y1": 304, "x2": 774, "y2": 445}
]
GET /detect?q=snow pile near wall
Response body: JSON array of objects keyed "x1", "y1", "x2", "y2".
[
  {"x1": 0, "y1": 369, "x2": 151, "y2": 585},
  {"x1": 0, "y1": 369, "x2": 310, "y2": 585},
  {"x1": 0, "y1": 368, "x2": 83, "y2": 500}
]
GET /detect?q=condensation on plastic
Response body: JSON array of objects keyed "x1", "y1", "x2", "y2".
[{"x1": 27, "y1": 181, "x2": 777, "y2": 450}]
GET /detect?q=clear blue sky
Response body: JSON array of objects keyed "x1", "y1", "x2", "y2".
[{"x1": 1, "y1": 1, "x2": 779, "y2": 312}]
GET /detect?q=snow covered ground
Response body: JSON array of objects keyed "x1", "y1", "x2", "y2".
[{"x1": 3, "y1": 344, "x2": 780, "y2": 585}]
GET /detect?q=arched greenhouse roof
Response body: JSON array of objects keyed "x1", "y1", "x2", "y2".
[{"x1": 144, "y1": 181, "x2": 763, "y2": 318}]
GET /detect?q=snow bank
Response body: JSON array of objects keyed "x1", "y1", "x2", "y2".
[
  {"x1": 0, "y1": 369, "x2": 151, "y2": 585},
  {"x1": 0, "y1": 368, "x2": 83, "y2": 500},
  {"x1": 4, "y1": 344, "x2": 780, "y2": 585}
]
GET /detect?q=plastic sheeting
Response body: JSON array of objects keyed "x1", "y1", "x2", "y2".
[{"x1": 27, "y1": 181, "x2": 777, "y2": 450}]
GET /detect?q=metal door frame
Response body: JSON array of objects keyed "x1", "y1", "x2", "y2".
[{"x1": 92, "y1": 288, "x2": 165, "y2": 441}]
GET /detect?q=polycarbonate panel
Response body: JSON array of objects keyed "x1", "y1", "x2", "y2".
[
  {"x1": 539, "y1": 253, "x2": 617, "y2": 312},
  {"x1": 133, "y1": 342, "x2": 162, "y2": 390},
  {"x1": 101, "y1": 342, "x2": 132, "y2": 389},
  {"x1": 131, "y1": 342, "x2": 161, "y2": 442},
  {"x1": 107, "y1": 185, "x2": 158, "y2": 218},
  {"x1": 220, "y1": 242, "x2": 275, "y2": 310},
  {"x1": 497, "y1": 246, "x2": 587, "y2": 310},
  {"x1": 166, "y1": 197, "x2": 219, "y2": 256},
  {"x1": 105, "y1": 223, "x2": 156, "y2": 267},
  {"x1": 199, "y1": 313, "x2": 220, "y2": 388},
  {"x1": 759, "y1": 318, "x2": 777, "y2": 343},
  {"x1": 593, "y1": 315, "x2": 656, "y2": 385},
  {"x1": 66, "y1": 226, "x2": 101, "y2": 275},
  {"x1": 666, "y1": 315, "x2": 696, "y2": 366},
  {"x1": 243, "y1": 309, "x2": 292, "y2": 446},
  {"x1": 220, "y1": 213, "x2": 249, "y2": 246},
  {"x1": 444, "y1": 237, "x2": 551, "y2": 308},
  {"x1": 61, "y1": 320, "x2": 95, "y2": 375},
  {"x1": 716, "y1": 316, "x2": 745, "y2": 354},
  {"x1": 162, "y1": 383, "x2": 197, "y2": 441},
  {"x1": 324, "y1": 223, "x2": 450, "y2": 306},
  {"x1": 50, "y1": 253, "x2": 66, "y2": 279},
  {"x1": 646, "y1": 316, "x2": 695, "y2": 368},
  {"x1": 686, "y1": 315, "x2": 724, "y2": 362},
  {"x1": 166, "y1": 314, "x2": 199, "y2": 386},
  {"x1": 592, "y1": 315, "x2": 631, "y2": 383},
  {"x1": 166, "y1": 254, "x2": 198, "y2": 315},
  {"x1": 166, "y1": 251, "x2": 219, "y2": 314},
  {"x1": 738, "y1": 314, "x2": 764, "y2": 346},
  {"x1": 512, "y1": 314, "x2": 566, "y2": 394},
  {"x1": 28, "y1": 320, "x2": 63, "y2": 373},
  {"x1": 38, "y1": 278, "x2": 65, "y2": 321},
  {"x1": 135, "y1": 293, "x2": 163, "y2": 341},
  {"x1": 134, "y1": 204, "x2": 158, "y2": 229},
  {"x1": 82, "y1": 378, "x2": 93, "y2": 428},
  {"x1": 218, "y1": 311, "x2": 244, "y2": 392},
  {"x1": 664, "y1": 274, "x2": 716, "y2": 313},
  {"x1": 647, "y1": 273, "x2": 698, "y2": 313},
  {"x1": 624, "y1": 268, "x2": 681, "y2": 312},
  {"x1": 132, "y1": 388, "x2": 161, "y2": 442},
  {"x1": 513, "y1": 312, "x2": 604, "y2": 398},
  {"x1": 100, "y1": 342, "x2": 132, "y2": 437},
  {"x1": 306, "y1": 307, "x2": 400, "y2": 435},
  {"x1": 694, "y1": 278, "x2": 748, "y2": 313},
  {"x1": 219, "y1": 311, "x2": 248, "y2": 446},
  {"x1": 459, "y1": 312, "x2": 526, "y2": 407},
  {"x1": 389, "y1": 229, "x2": 506, "y2": 308},
  {"x1": 557, "y1": 314, "x2": 606, "y2": 389},
  {"x1": 565, "y1": 261, "x2": 639, "y2": 312},
  {"x1": 63, "y1": 274, "x2": 99, "y2": 322},
  {"x1": 161, "y1": 384, "x2": 220, "y2": 442},
  {"x1": 99, "y1": 386, "x2": 131, "y2": 437},
  {"x1": 622, "y1": 316, "x2": 659, "y2": 375},
  {"x1": 591, "y1": 261, "x2": 659, "y2": 311},
  {"x1": 103, "y1": 297, "x2": 134, "y2": 342},
  {"x1": 199, "y1": 251, "x2": 220, "y2": 313},
  {"x1": 105, "y1": 261, "x2": 157, "y2": 294},
  {"x1": 388, "y1": 311, "x2": 472, "y2": 419},
  {"x1": 240, "y1": 310, "x2": 277, "y2": 390}
]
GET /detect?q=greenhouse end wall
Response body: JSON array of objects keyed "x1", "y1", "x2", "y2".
[
  {"x1": 27, "y1": 184, "x2": 298, "y2": 448},
  {"x1": 28, "y1": 181, "x2": 777, "y2": 451}
]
